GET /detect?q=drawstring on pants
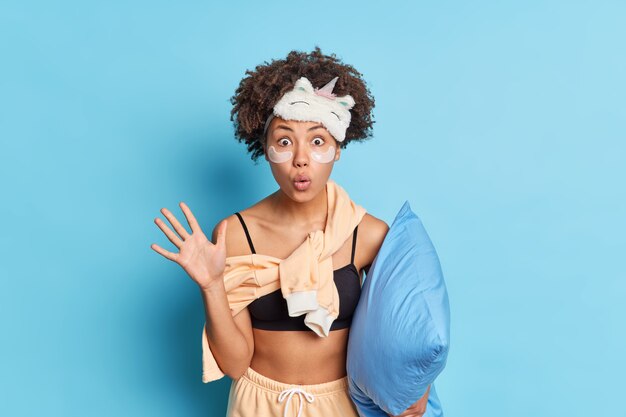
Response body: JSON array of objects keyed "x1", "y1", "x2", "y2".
[{"x1": 278, "y1": 386, "x2": 315, "y2": 417}]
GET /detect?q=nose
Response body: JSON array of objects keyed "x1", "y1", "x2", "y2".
[{"x1": 293, "y1": 144, "x2": 309, "y2": 168}]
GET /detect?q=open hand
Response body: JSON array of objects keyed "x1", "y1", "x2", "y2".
[{"x1": 151, "y1": 202, "x2": 227, "y2": 290}]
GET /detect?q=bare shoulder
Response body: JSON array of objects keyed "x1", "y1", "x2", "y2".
[
  {"x1": 211, "y1": 213, "x2": 250, "y2": 258},
  {"x1": 210, "y1": 194, "x2": 275, "y2": 257},
  {"x1": 360, "y1": 213, "x2": 389, "y2": 242},
  {"x1": 357, "y1": 213, "x2": 389, "y2": 270}
]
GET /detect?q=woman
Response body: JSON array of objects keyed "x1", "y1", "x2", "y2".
[{"x1": 151, "y1": 47, "x2": 429, "y2": 417}]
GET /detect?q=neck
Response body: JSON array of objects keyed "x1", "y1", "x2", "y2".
[{"x1": 270, "y1": 184, "x2": 328, "y2": 228}]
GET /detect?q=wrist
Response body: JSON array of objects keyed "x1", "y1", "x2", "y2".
[{"x1": 199, "y1": 277, "x2": 225, "y2": 294}]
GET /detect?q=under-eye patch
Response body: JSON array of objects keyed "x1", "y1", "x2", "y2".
[
  {"x1": 311, "y1": 146, "x2": 336, "y2": 164},
  {"x1": 268, "y1": 146, "x2": 292, "y2": 163}
]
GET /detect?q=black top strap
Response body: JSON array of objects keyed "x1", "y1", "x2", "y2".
[
  {"x1": 234, "y1": 212, "x2": 256, "y2": 254},
  {"x1": 351, "y1": 225, "x2": 358, "y2": 265}
]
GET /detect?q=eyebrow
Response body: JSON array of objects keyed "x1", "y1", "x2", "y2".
[{"x1": 274, "y1": 124, "x2": 325, "y2": 132}]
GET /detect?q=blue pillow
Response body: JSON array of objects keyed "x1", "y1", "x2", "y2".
[{"x1": 347, "y1": 201, "x2": 450, "y2": 417}]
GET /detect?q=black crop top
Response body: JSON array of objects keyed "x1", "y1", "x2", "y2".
[{"x1": 234, "y1": 212, "x2": 363, "y2": 332}]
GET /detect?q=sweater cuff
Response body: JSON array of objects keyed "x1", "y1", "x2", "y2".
[
  {"x1": 285, "y1": 290, "x2": 318, "y2": 316},
  {"x1": 304, "y1": 308, "x2": 334, "y2": 337}
]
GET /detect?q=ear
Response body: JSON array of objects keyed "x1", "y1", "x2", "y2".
[
  {"x1": 294, "y1": 77, "x2": 315, "y2": 93},
  {"x1": 336, "y1": 94, "x2": 355, "y2": 110},
  {"x1": 334, "y1": 145, "x2": 341, "y2": 161}
]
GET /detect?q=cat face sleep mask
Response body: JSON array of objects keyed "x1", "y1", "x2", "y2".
[{"x1": 262, "y1": 76, "x2": 356, "y2": 143}]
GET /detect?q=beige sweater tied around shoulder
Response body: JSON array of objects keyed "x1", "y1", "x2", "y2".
[{"x1": 201, "y1": 179, "x2": 366, "y2": 382}]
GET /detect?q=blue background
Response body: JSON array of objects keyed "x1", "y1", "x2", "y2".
[{"x1": 1, "y1": 1, "x2": 624, "y2": 416}]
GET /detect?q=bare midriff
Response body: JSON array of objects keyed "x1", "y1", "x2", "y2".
[{"x1": 250, "y1": 327, "x2": 350, "y2": 385}]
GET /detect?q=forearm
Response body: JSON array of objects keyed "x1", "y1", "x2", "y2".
[{"x1": 200, "y1": 278, "x2": 251, "y2": 378}]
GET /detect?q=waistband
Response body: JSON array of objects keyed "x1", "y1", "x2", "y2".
[{"x1": 241, "y1": 366, "x2": 349, "y2": 396}]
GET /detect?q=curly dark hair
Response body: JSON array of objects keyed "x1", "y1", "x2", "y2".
[{"x1": 229, "y1": 46, "x2": 376, "y2": 163}]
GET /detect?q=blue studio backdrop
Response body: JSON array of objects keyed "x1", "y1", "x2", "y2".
[{"x1": 1, "y1": 1, "x2": 624, "y2": 416}]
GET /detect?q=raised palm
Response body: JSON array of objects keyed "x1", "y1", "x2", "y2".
[{"x1": 151, "y1": 202, "x2": 227, "y2": 290}]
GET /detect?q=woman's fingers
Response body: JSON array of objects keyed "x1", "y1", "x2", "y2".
[
  {"x1": 150, "y1": 243, "x2": 179, "y2": 262},
  {"x1": 154, "y1": 217, "x2": 184, "y2": 248},
  {"x1": 160, "y1": 207, "x2": 191, "y2": 240},
  {"x1": 179, "y1": 202, "x2": 202, "y2": 235}
]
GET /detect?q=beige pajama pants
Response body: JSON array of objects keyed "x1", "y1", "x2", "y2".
[{"x1": 226, "y1": 366, "x2": 360, "y2": 417}]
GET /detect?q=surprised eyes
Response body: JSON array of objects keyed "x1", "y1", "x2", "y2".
[{"x1": 278, "y1": 137, "x2": 325, "y2": 147}]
